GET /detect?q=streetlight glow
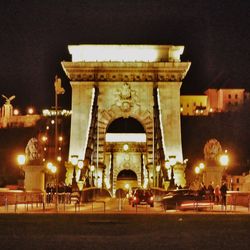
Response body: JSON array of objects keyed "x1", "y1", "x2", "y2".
[
  {"x1": 195, "y1": 166, "x2": 200, "y2": 174},
  {"x1": 90, "y1": 165, "x2": 95, "y2": 172},
  {"x1": 27, "y1": 107, "x2": 34, "y2": 114},
  {"x1": 219, "y1": 154, "x2": 229, "y2": 166},
  {"x1": 156, "y1": 165, "x2": 161, "y2": 172},
  {"x1": 17, "y1": 154, "x2": 26, "y2": 166},
  {"x1": 199, "y1": 162, "x2": 205, "y2": 169},
  {"x1": 77, "y1": 160, "x2": 84, "y2": 169}
]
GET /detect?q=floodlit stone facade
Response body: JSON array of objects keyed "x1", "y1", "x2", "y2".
[{"x1": 62, "y1": 44, "x2": 191, "y2": 194}]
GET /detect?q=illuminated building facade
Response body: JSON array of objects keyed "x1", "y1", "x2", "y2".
[
  {"x1": 180, "y1": 95, "x2": 208, "y2": 116},
  {"x1": 62, "y1": 44, "x2": 191, "y2": 194},
  {"x1": 205, "y1": 88, "x2": 245, "y2": 113}
]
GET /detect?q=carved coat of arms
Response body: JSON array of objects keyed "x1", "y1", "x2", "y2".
[{"x1": 114, "y1": 83, "x2": 139, "y2": 113}]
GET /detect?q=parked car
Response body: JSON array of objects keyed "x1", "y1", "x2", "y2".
[
  {"x1": 162, "y1": 189, "x2": 213, "y2": 211},
  {"x1": 131, "y1": 189, "x2": 154, "y2": 207}
]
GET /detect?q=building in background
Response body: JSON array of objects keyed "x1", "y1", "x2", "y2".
[
  {"x1": 205, "y1": 88, "x2": 245, "y2": 113},
  {"x1": 180, "y1": 95, "x2": 208, "y2": 116}
]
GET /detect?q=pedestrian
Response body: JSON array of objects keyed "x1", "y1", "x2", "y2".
[
  {"x1": 207, "y1": 182, "x2": 214, "y2": 202},
  {"x1": 220, "y1": 181, "x2": 228, "y2": 207},
  {"x1": 214, "y1": 185, "x2": 220, "y2": 204}
]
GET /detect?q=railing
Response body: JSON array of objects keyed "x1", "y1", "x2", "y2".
[
  {"x1": 0, "y1": 190, "x2": 45, "y2": 212},
  {"x1": 227, "y1": 191, "x2": 250, "y2": 212}
]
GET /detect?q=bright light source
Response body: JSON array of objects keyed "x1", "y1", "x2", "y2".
[
  {"x1": 17, "y1": 154, "x2": 26, "y2": 166},
  {"x1": 90, "y1": 165, "x2": 95, "y2": 172},
  {"x1": 219, "y1": 154, "x2": 229, "y2": 166},
  {"x1": 199, "y1": 163, "x2": 205, "y2": 169},
  {"x1": 46, "y1": 126, "x2": 50, "y2": 130},
  {"x1": 58, "y1": 136, "x2": 63, "y2": 142},
  {"x1": 180, "y1": 107, "x2": 183, "y2": 112},
  {"x1": 125, "y1": 183, "x2": 130, "y2": 190},
  {"x1": 123, "y1": 144, "x2": 129, "y2": 151},
  {"x1": 78, "y1": 160, "x2": 84, "y2": 169},
  {"x1": 156, "y1": 165, "x2": 161, "y2": 172},
  {"x1": 13, "y1": 109, "x2": 19, "y2": 115},
  {"x1": 42, "y1": 136, "x2": 48, "y2": 142},
  {"x1": 195, "y1": 166, "x2": 200, "y2": 174},
  {"x1": 27, "y1": 107, "x2": 34, "y2": 115},
  {"x1": 47, "y1": 162, "x2": 53, "y2": 170},
  {"x1": 57, "y1": 156, "x2": 62, "y2": 162},
  {"x1": 51, "y1": 165, "x2": 57, "y2": 174},
  {"x1": 51, "y1": 120, "x2": 55, "y2": 124}
]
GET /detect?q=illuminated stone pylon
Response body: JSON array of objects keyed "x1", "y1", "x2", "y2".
[{"x1": 62, "y1": 45, "x2": 191, "y2": 192}]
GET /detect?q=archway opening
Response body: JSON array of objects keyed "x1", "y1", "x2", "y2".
[
  {"x1": 116, "y1": 169, "x2": 138, "y2": 190},
  {"x1": 107, "y1": 117, "x2": 145, "y2": 133}
]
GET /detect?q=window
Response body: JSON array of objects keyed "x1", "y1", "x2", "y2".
[
  {"x1": 236, "y1": 178, "x2": 239, "y2": 184},
  {"x1": 187, "y1": 104, "x2": 189, "y2": 107},
  {"x1": 235, "y1": 94, "x2": 238, "y2": 99},
  {"x1": 228, "y1": 94, "x2": 231, "y2": 99}
]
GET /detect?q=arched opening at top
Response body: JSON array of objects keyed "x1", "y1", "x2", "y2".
[
  {"x1": 107, "y1": 117, "x2": 145, "y2": 133},
  {"x1": 117, "y1": 170, "x2": 137, "y2": 180}
]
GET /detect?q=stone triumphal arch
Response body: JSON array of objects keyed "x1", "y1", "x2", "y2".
[{"x1": 62, "y1": 45, "x2": 191, "y2": 195}]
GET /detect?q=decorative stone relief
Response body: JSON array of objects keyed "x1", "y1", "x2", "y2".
[
  {"x1": 204, "y1": 138, "x2": 222, "y2": 161},
  {"x1": 112, "y1": 82, "x2": 140, "y2": 117}
]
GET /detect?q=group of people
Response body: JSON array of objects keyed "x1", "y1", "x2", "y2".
[
  {"x1": 45, "y1": 182, "x2": 73, "y2": 204},
  {"x1": 199, "y1": 181, "x2": 228, "y2": 206}
]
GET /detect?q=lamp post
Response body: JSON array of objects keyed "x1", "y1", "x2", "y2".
[
  {"x1": 156, "y1": 165, "x2": 161, "y2": 188},
  {"x1": 46, "y1": 162, "x2": 58, "y2": 209},
  {"x1": 194, "y1": 162, "x2": 205, "y2": 184},
  {"x1": 169, "y1": 155, "x2": 176, "y2": 189},
  {"x1": 70, "y1": 155, "x2": 79, "y2": 192},
  {"x1": 17, "y1": 154, "x2": 26, "y2": 187},
  {"x1": 219, "y1": 151, "x2": 229, "y2": 182},
  {"x1": 90, "y1": 165, "x2": 95, "y2": 187}
]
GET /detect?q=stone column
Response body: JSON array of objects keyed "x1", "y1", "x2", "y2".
[
  {"x1": 157, "y1": 82, "x2": 183, "y2": 162},
  {"x1": 23, "y1": 165, "x2": 45, "y2": 191},
  {"x1": 69, "y1": 82, "x2": 95, "y2": 159}
]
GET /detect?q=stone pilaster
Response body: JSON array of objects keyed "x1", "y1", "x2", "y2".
[
  {"x1": 69, "y1": 82, "x2": 95, "y2": 159},
  {"x1": 157, "y1": 82, "x2": 183, "y2": 163}
]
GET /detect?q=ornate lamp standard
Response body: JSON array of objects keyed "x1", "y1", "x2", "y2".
[
  {"x1": 169, "y1": 155, "x2": 176, "y2": 189},
  {"x1": 219, "y1": 151, "x2": 229, "y2": 182},
  {"x1": 156, "y1": 165, "x2": 161, "y2": 187},
  {"x1": 70, "y1": 155, "x2": 79, "y2": 192},
  {"x1": 46, "y1": 162, "x2": 58, "y2": 209},
  {"x1": 90, "y1": 165, "x2": 95, "y2": 187},
  {"x1": 17, "y1": 154, "x2": 26, "y2": 187}
]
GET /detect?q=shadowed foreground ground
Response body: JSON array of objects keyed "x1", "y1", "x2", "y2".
[{"x1": 0, "y1": 214, "x2": 249, "y2": 250}]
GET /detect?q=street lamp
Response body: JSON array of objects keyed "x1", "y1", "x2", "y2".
[
  {"x1": 90, "y1": 165, "x2": 95, "y2": 187},
  {"x1": 70, "y1": 155, "x2": 79, "y2": 192},
  {"x1": 156, "y1": 165, "x2": 161, "y2": 187},
  {"x1": 46, "y1": 162, "x2": 58, "y2": 209},
  {"x1": 194, "y1": 162, "x2": 205, "y2": 183},
  {"x1": 17, "y1": 154, "x2": 26, "y2": 185},
  {"x1": 219, "y1": 151, "x2": 229, "y2": 182},
  {"x1": 17, "y1": 154, "x2": 26, "y2": 166},
  {"x1": 169, "y1": 155, "x2": 176, "y2": 189}
]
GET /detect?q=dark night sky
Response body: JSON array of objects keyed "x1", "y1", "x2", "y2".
[{"x1": 0, "y1": 0, "x2": 250, "y2": 111}]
